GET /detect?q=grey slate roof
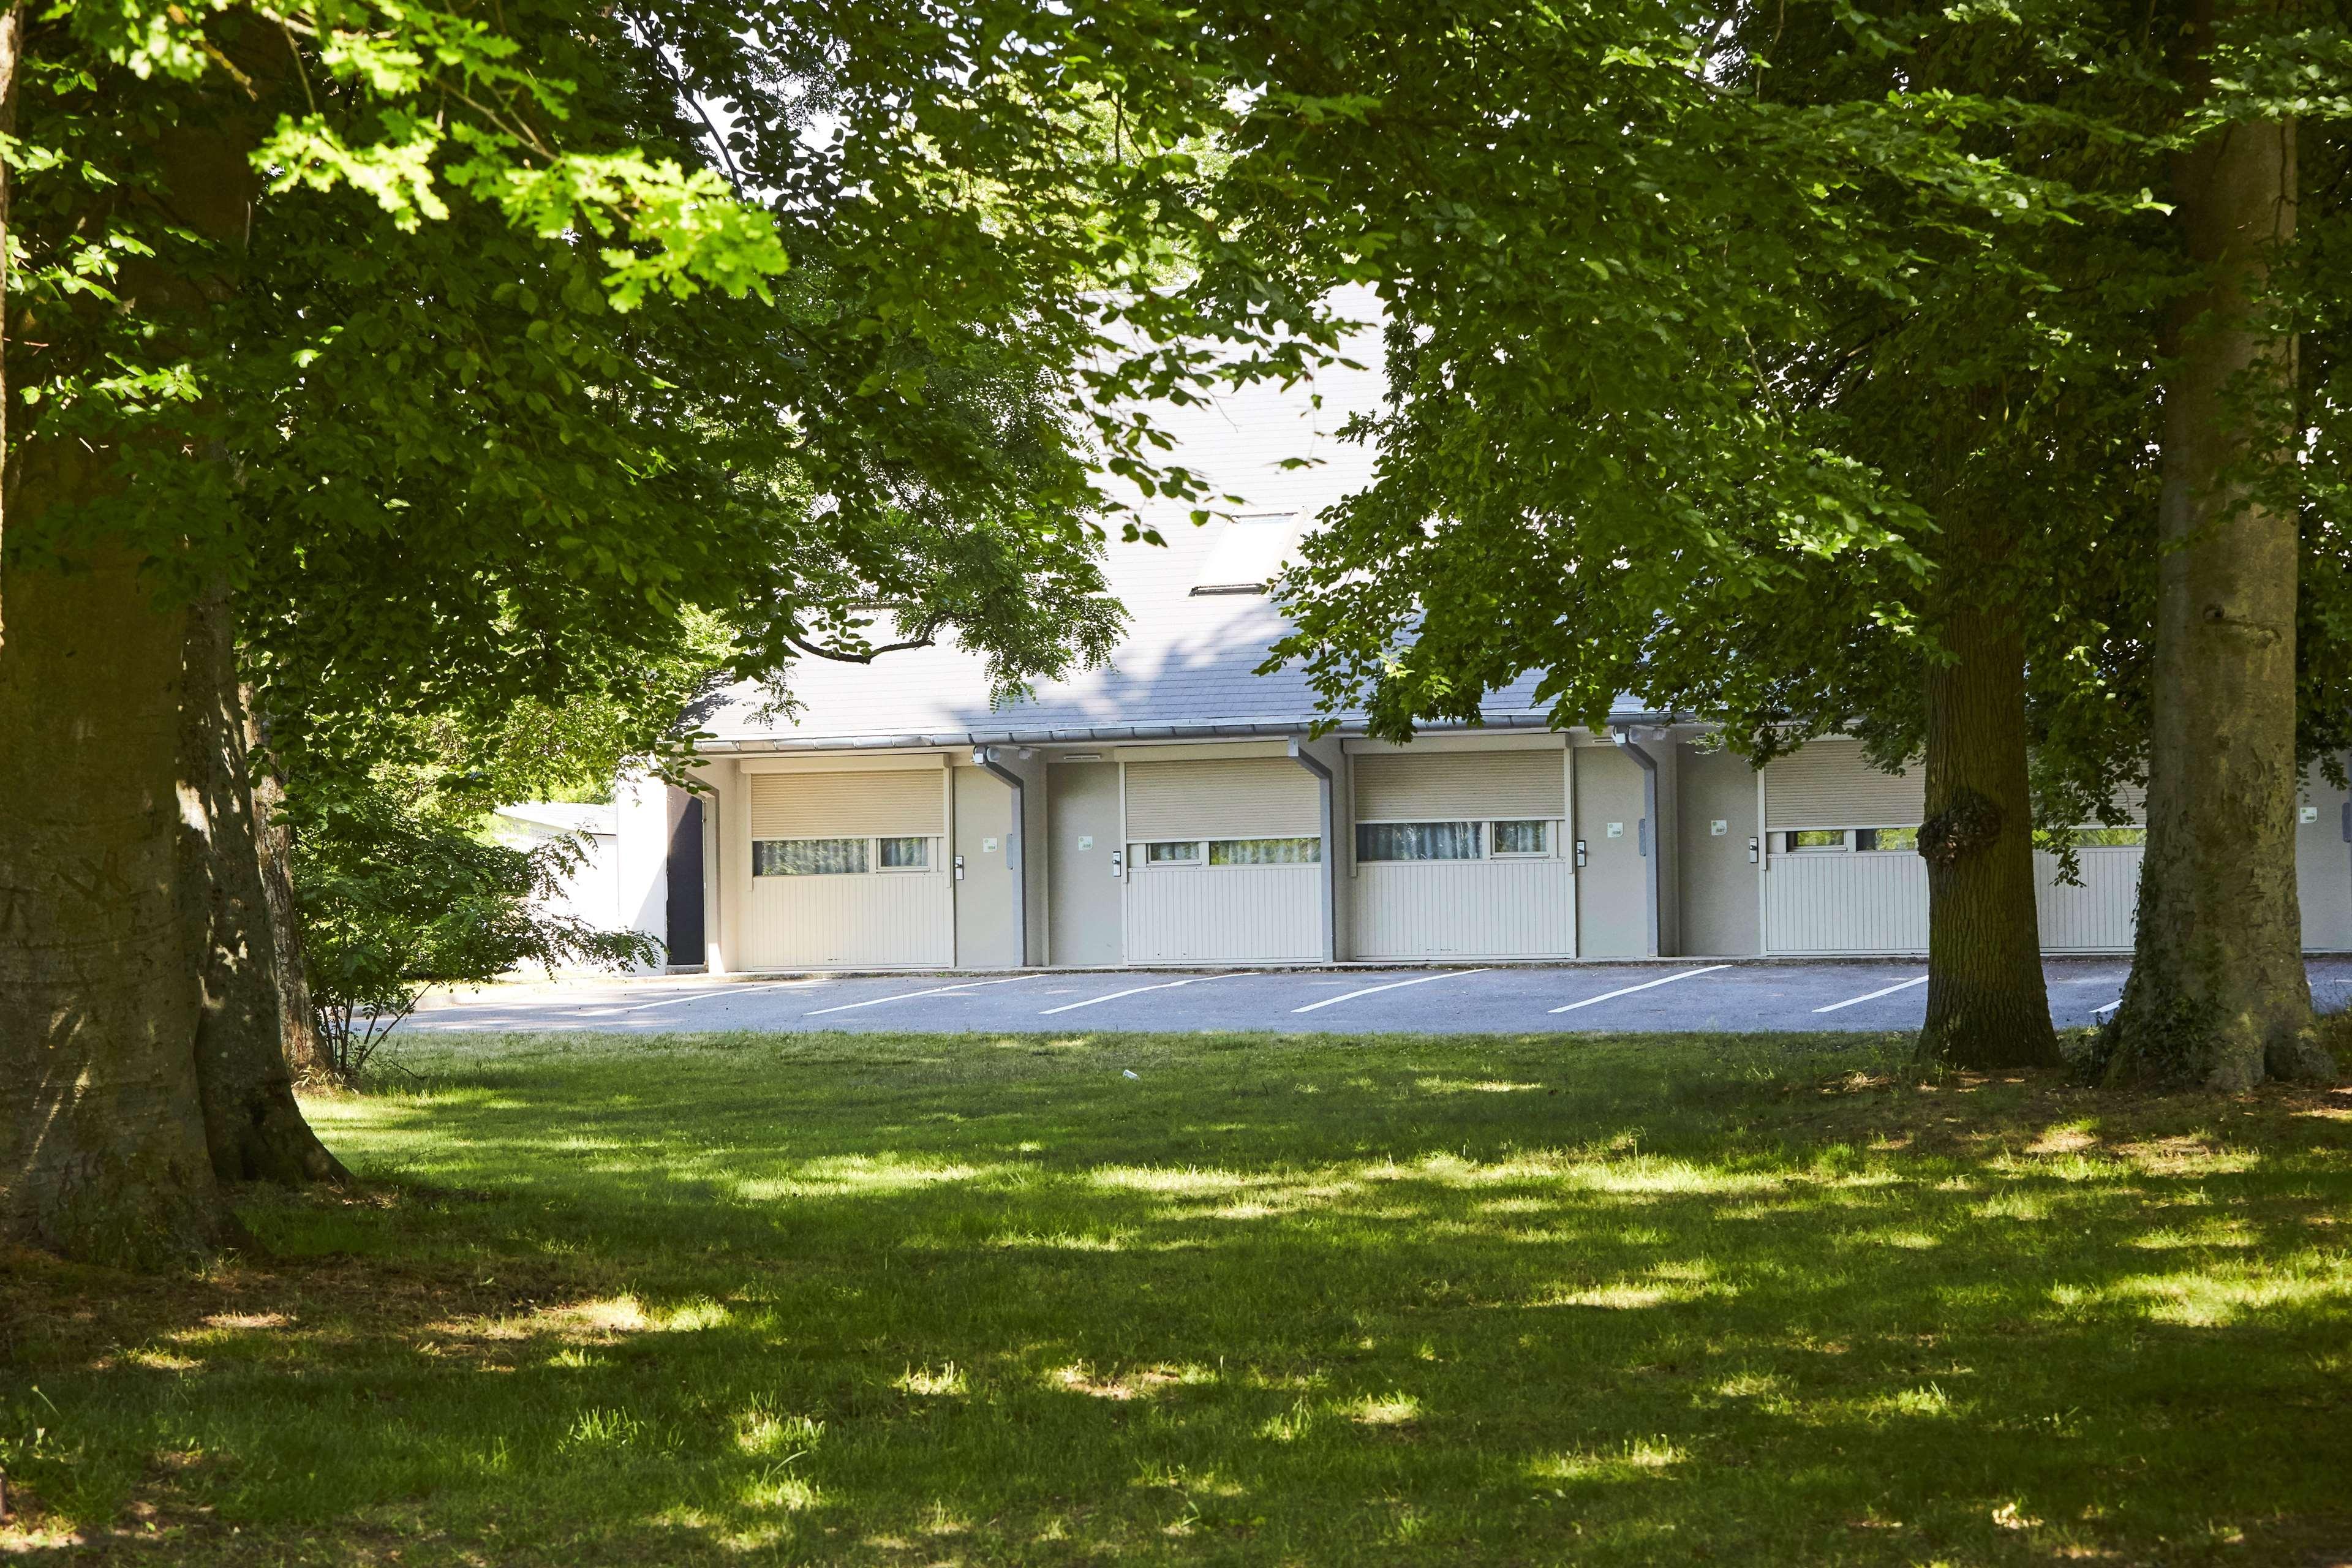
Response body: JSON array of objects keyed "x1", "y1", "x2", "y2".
[{"x1": 698, "y1": 323, "x2": 1640, "y2": 751}]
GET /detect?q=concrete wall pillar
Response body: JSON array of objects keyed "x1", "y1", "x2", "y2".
[{"x1": 611, "y1": 772, "x2": 671, "y2": 973}]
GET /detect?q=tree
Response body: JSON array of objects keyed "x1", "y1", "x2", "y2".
[
  {"x1": 2103, "y1": 0, "x2": 2345, "y2": 1088},
  {"x1": 1180, "y1": 0, "x2": 2158, "y2": 1069},
  {"x1": 1, "y1": 0, "x2": 1254, "y2": 1262}
]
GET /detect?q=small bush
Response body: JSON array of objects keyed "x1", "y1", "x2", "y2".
[
  {"x1": 2319, "y1": 1008, "x2": 2352, "y2": 1073},
  {"x1": 296, "y1": 779, "x2": 660, "y2": 1083}
]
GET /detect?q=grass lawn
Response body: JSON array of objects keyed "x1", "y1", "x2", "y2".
[{"x1": 4, "y1": 1028, "x2": 2350, "y2": 1565}]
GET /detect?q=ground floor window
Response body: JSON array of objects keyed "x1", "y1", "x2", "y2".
[
  {"x1": 1357, "y1": 822, "x2": 1481, "y2": 862},
  {"x1": 1208, "y1": 837, "x2": 1321, "y2": 866},
  {"x1": 1490, "y1": 820, "x2": 1552, "y2": 856},
  {"x1": 1139, "y1": 838, "x2": 1323, "y2": 867},
  {"x1": 755, "y1": 838, "x2": 869, "y2": 875},
  {"x1": 1776, "y1": 827, "x2": 1925, "y2": 854},
  {"x1": 753, "y1": 836, "x2": 939, "y2": 876},
  {"x1": 1357, "y1": 820, "x2": 1566, "y2": 862}
]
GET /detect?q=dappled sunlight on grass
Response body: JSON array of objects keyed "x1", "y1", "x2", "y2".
[
  {"x1": 1529, "y1": 1436, "x2": 1687, "y2": 1486},
  {"x1": 4, "y1": 1027, "x2": 2348, "y2": 1564}
]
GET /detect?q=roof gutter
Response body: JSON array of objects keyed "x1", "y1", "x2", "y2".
[
  {"x1": 972, "y1": 745, "x2": 1029, "y2": 966},
  {"x1": 1611, "y1": 725, "x2": 1662, "y2": 959},
  {"x1": 702, "y1": 712, "x2": 1683, "y2": 754}
]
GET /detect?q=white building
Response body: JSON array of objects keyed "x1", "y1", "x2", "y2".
[
  {"x1": 612, "y1": 353, "x2": 2352, "y2": 973},
  {"x1": 488, "y1": 802, "x2": 625, "y2": 931}
]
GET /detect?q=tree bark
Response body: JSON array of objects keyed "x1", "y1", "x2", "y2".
[
  {"x1": 2, "y1": 58, "x2": 346, "y2": 1264},
  {"x1": 180, "y1": 592, "x2": 350, "y2": 1185},
  {"x1": 249, "y1": 745, "x2": 329, "y2": 1082},
  {"x1": 2106, "y1": 15, "x2": 2329, "y2": 1089},
  {"x1": 0, "y1": 469, "x2": 226, "y2": 1266},
  {"x1": 1915, "y1": 604, "x2": 2061, "y2": 1069},
  {"x1": 0, "y1": 0, "x2": 24, "y2": 646}
]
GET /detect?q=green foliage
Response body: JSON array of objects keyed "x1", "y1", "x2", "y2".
[
  {"x1": 293, "y1": 778, "x2": 659, "y2": 1081},
  {"x1": 9, "y1": 0, "x2": 1290, "y2": 811},
  {"x1": 6, "y1": 1028, "x2": 2351, "y2": 1560},
  {"x1": 1168, "y1": 0, "x2": 2352, "y2": 816}
]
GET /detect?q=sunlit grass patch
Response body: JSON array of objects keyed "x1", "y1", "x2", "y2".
[
  {"x1": 1529, "y1": 1436, "x2": 1687, "y2": 1486},
  {"x1": 2, "y1": 1027, "x2": 2346, "y2": 1566},
  {"x1": 1342, "y1": 1391, "x2": 1422, "y2": 1427},
  {"x1": 894, "y1": 1362, "x2": 968, "y2": 1397}
]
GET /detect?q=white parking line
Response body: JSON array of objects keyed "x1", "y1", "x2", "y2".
[
  {"x1": 1813, "y1": 974, "x2": 1929, "y2": 1014},
  {"x1": 804, "y1": 975, "x2": 1035, "y2": 1017},
  {"x1": 1039, "y1": 974, "x2": 1238, "y2": 1016},
  {"x1": 1549, "y1": 966, "x2": 1729, "y2": 1014},
  {"x1": 1292, "y1": 969, "x2": 1491, "y2": 1014},
  {"x1": 624, "y1": 978, "x2": 829, "y2": 1012}
]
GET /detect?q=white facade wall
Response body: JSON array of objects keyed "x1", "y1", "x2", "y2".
[
  {"x1": 612, "y1": 775, "x2": 670, "y2": 971},
  {"x1": 628, "y1": 736, "x2": 2352, "y2": 971}
]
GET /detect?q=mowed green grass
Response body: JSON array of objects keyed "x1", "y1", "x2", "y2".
[{"x1": 5, "y1": 1028, "x2": 2351, "y2": 1566}]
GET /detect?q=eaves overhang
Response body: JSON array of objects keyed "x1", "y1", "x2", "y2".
[{"x1": 694, "y1": 708, "x2": 1684, "y2": 754}]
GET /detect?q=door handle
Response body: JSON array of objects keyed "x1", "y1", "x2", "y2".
[
  {"x1": 1574, "y1": 839, "x2": 1588, "y2": 868},
  {"x1": 1109, "y1": 848, "x2": 1124, "y2": 879},
  {"x1": 1748, "y1": 836, "x2": 1760, "y2": 865},
  {"x1": 954, "y1": 854, "x2": 965, "y2": 882}
]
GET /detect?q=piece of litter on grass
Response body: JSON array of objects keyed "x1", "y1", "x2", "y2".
[{"x1": 1123, "y1": 1069, "x2": 1139, "y2": 1079}]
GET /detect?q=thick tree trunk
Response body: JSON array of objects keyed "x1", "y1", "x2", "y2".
[
  {"x1": 2107, "y1": 36, "x2": 2329, "y2": 1088},
  {"x1": 2, "y1": 62, "x2": 345, "y2": 1264},
  {"x1": 1915, "y1": 605, "x2": 2061, "y2": 1069},
  {"x1": 0, "y1": 458, "x2": 226, "y2": 1266},
  {"x1": 181, "y1": 593, "x2": 349, "y2": 1184}
]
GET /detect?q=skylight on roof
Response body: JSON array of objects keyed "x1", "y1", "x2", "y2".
[{"x1": 1191, "y1": 513, "x2": 1302, "y2": 596}]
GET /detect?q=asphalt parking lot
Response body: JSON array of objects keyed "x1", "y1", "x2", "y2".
[{"x1": 409, "y1": 956, "x2": 2352, "y2": 1037}]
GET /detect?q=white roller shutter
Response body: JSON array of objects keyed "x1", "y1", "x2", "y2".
[
  {"x1": 750, "y1": 770, "x2": 943, "y2": 838},
  {"x1": 1763, "y1": 742, "x2": 1924, "y2": 829},
  {"x1": 1125, "y1": 758, "x2": 1319, "y2": 839},
  {"x1": 1354, "y1": 750, "x2": 1565, "y2": 820},
  {"x1": 2108, "y1": 783, "x2": 2147, "y2": 824}
]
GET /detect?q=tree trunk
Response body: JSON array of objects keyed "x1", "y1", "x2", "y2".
[
  {"x1": 249, "y1": 746, "x2": 329, "y2": 1082},
  {"x1": 2106, "y1": 19, "x2": 2329, "y2": 1089},
  {"x1": 0, "y1": 0, "x2": 23, "y2": 646},
  {"x1": 1, "y1": 59, "x2": 346, "y2": 1264},
  {"x1": 1915, "y1": 605, "x2": 2061, "y2": 1069},
  {"x1": 180, "y1": 592, "x2": 350, "y2": 1185},
  {"x1": 0, "y1": 461, "x2": 226, "y2": 1266}
]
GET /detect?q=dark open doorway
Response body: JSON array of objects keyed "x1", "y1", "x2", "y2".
[{"x1": 665, "y1": 788, "x2": 705, "y2": 967}]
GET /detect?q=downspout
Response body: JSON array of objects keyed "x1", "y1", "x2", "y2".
[
  {"x1": 1287, "y1": 738, "x2": 1337, "y2": 963},
  {"x1": 973, "y1": 745, "x2": 1027, "y2": 966},
  {"x1": 1612, "y1": 726, "x2": 1661, "y2": 958}
]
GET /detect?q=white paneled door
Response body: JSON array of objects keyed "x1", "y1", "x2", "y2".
[
  {"x1": 1353, "y1": 861, "x2": 1576, "y2": 960},
  {"x1": 1765, "y1": 852, "x2": 1930, "y2": 956},
  {"x1": 1124, "y1": 864, "x2": 1322, "y2": 964}
]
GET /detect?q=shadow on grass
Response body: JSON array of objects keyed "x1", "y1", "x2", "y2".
[{"x1": 4, "y1": 1028, "x2": 2350, "y2": 1566}]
